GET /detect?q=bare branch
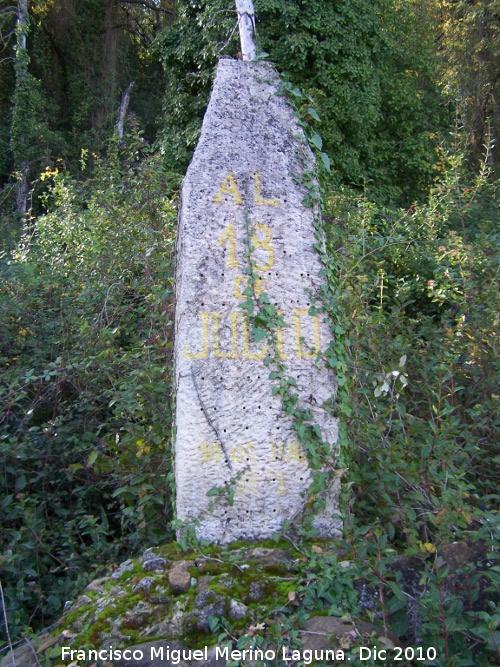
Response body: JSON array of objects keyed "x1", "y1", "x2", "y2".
[{"x1": 117, "y1": 81, "x2": 135, "y2": 138}]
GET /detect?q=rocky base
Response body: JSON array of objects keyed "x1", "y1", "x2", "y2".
[{"x1": 0, "y1": 539, "x2": 496, "y2": 667}]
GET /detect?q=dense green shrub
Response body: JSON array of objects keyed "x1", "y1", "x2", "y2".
[
  {"x1": 321, "y1": 145, "x2": 500, "y2": 663},
  {"x1": 327, "y1": 149, "x2": 499, "y2": 544},
  {"x1": 0, "y1": 128, "x2": 178, "y2": 638}
]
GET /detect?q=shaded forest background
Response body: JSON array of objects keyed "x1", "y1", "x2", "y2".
[{"x1": 0, "y1": 0, "x2": 499, "y2": 662}]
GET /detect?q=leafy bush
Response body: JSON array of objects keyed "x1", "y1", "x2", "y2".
[
  {"x1": 0, "y1": 128, "x2": 177, "y2": 639},
  {"x1": 324, "y1": 146, "x2": 500, "y2": 663}
]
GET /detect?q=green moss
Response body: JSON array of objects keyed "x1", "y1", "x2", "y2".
[
  {"x1": 57, "y1": 538, "x2": 331, "y2": 655},
  {"x1": 196, "y1": 560, "x2": 229, "y2": 576},
  {"x1": 261, "y1": 563, "x2": 290, "y2": 576}
]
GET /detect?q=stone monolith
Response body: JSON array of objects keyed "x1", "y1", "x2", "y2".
[{"x1": 174, "y1": 58, "x2": 341, "y2": 543}]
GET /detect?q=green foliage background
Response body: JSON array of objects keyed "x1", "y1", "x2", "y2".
[{"x1": 0, "y1": 0, "x2": 499, "y2": 662}]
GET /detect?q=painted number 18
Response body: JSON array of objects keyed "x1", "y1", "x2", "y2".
[{"x1": 218, "y1": 222, "x2": 274, "y2": 271}]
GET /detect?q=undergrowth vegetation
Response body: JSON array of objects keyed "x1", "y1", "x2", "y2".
[
  {"x1": 325, "y1": 145, "x2": 500, "y2": 663},
  {"x1": 333, "y1": 155, "x2": 499, "y2": 543},
  {"x1": 0, "y1": 129, "x2": 178, "y2": 638}
]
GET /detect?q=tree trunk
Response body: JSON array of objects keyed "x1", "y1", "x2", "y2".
[
  {"x1": 15, "y1": 0, "x2": 29, "y2": 220},
  {"x1": 235, "y1": 0, "x2": 256, "y2": 61},
  {"x1": 117, "y1": 81, "x2": 135, "y2": 138}
]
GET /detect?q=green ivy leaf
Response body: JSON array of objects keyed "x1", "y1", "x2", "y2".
[
  {"x1": 252, "y1": 326, "x2": 267, "y2": 342},
  {"x1": 321, "y1": 152, "x2": 331, "y2": 171},
  {"x1": 307, "y1": 107, "x2": 321, "y2": 121},
  {"x1": 239, "y1": 299, "x2": 254, "y2": 314},
  {"x1": 311, "y1": 133, "x2": 323, "y2": 150}
]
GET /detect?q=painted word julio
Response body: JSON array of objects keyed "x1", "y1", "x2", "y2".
[{"x1": 184, "y1": 309, "x2": 321, "y2": 360}]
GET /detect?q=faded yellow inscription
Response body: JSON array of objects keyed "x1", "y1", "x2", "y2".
[
  {"x1": 294, "y1": 309, "x2": 321, "y2": 358},
  {"x1": 199, "y1": 441, "x2": 222, "y2": 462},
  {"x1": 242, "y1": 314, "x2": 268, "y2": 360},
  {"x1": 253, "y1": 173, "x2": 279, "y2": 207},
  {"x1": 212, "y1": 173, "x2": 243, "y2": 205},
  {"x1": 218, "y1": 222, "x2": 240, "y2": 268},
  {"x1": 183, "y1": 312, "x2": 209, "y2": 359},
  {"x1": 251, "y1": 223, "x2": 275, "y2": 271},
  {"x1": 234, "y1": 275, "x2": 266, "y2": 299}
]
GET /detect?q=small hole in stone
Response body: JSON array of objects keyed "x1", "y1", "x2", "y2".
[{"x1": 273, "y1": 509, "x2": 276, "y2": 512}]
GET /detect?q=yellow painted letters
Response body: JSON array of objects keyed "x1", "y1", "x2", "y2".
[
  {"x1": 294, "y1": 309, "x2": 321, "y2": 358},
  {"x1": 253, "y1": 173, "x2": 279, "y2": 207},
  {"x1": 183, "y1": 312, "x2": 209, "y2": 359},
  {"x1": 213, "y1": 173, "x2": 243, "y2": 205},
  {"x1": 218, "y1": 222, "x2": 240, "y2": 268},
  {"x1": 212, "y1": 312, "x2": 238, "y2": 359}
]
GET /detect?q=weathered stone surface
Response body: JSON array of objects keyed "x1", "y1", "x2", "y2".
[
  {"x1": 247, "y1": 547, "x2": 294, "y2": 567},
  {"x1": 196, "y1": 575, "x2": 212, "y2": 592},
  {"x1": 299, "y1": 616, "x2": 398, "y2": 651},
  {"x1": 248, "y1": 581, "x2": 264, "y2": 601},
  {"x1": 185, "y1": 590, "x2": 227, "y2": 632},
  {"x1": 65, "y1": 594, "x2": 92, "y2": 613},
  {"x1": 143, "y1": 557, "x2": 169, "y2": 572},
  {"x1": 85, "y1": 576, "x2": 108, "y2": 591},
  {"x1": 174, "y1": 57, "x2": 341, "y2": 543},
  {"x1": 133, "y1": 577, "x2": 156, "y2": 593},
  {"x1": 228, "y1": 599, "x2": 248, "y2": 620},
  {"x1": 0, "y1": 643, "x2": 37, "y2": 667},
  {"x1": 111, "y1": 560, "x2": 134, "y2": 580},
  {"x1": 168, "y1": 560, "x2": 195, "y2": 594}
]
